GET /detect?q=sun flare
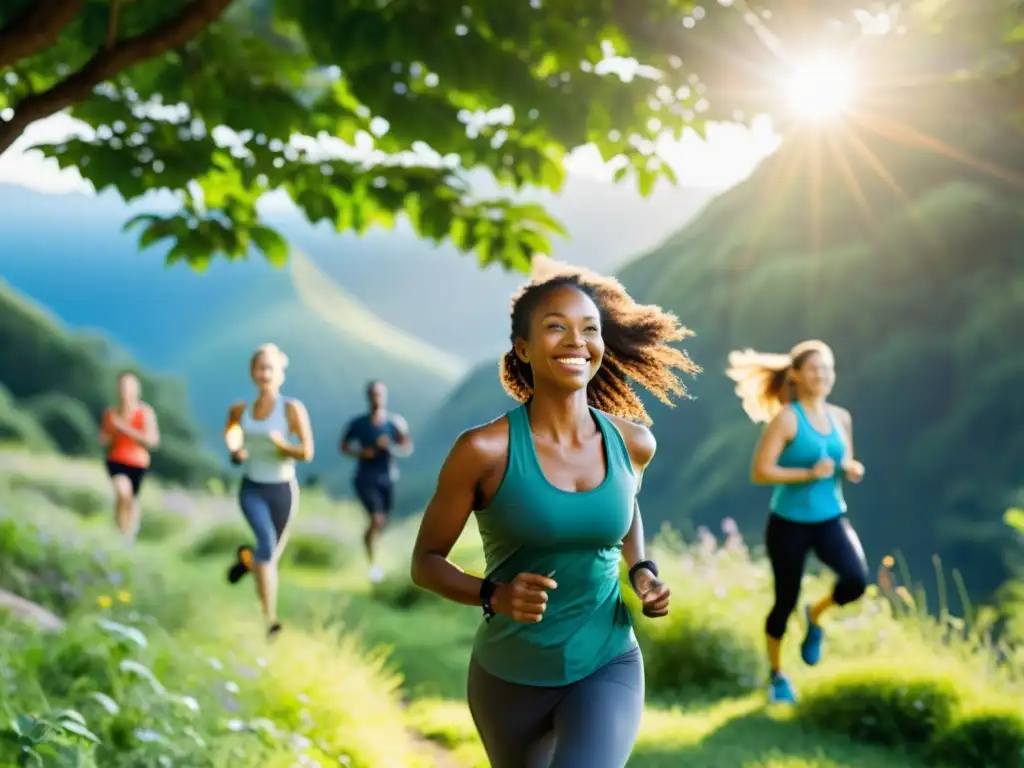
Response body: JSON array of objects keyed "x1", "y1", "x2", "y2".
[{"x1": 785, "y1": 54, "x2": 856, "y2": 121}]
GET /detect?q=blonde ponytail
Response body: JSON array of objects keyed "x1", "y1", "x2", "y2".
[{"x1": 726, "y1": 339, "x2": 833, "y2": 423}]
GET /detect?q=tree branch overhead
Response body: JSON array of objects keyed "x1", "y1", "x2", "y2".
[
  {"x1": 0, "y1": 0, "x2": 87, "y2": 70},
  {"x1": 0, "y1": 0, "x2": 234, "y2": 155}
]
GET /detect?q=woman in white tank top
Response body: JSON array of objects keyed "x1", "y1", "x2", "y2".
[{"x1": 223, "y1": 343, "x2": 315, "y2": 639}]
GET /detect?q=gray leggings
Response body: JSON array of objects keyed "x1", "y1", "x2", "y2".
[{"x1": 467, "y1": 645, "x2": 644, "y2": 768}]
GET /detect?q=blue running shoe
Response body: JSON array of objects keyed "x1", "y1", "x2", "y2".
[
  {"x1": 768, "y1": 672, "x2": 797, "y2": 704},
  {"x1": 801, "y1": 604, "x2": 824, "y2": 666}
]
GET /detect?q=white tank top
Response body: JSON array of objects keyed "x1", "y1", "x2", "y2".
[{"x1": 239, "y1": 396, "x2": 296, "y2": 483}]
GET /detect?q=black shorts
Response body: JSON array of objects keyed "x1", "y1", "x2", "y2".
[
  {"x1": 105, "y1": 460, "x2": 147, "y2": 497},
  {"x1": 354, "y1": 474, "x2": 394, "y2": 516}
]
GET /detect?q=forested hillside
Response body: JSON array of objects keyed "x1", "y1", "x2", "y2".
[{"x1": 401, "y1": 86, "x2": 1024, "y2": 601}]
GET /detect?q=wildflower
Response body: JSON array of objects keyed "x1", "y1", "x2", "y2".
[
  {"x1": 117, "y1": 590, "x2": 131, "y2": 603},
  {"x1": 97, "y1": 595, "x2": 113, "y2": 609},
  {"x1": 721, "y1": 517, "x2": 738, "y2": 535},
  {"x1": 881, "y1": 555, "x2": 895, "y2": 568},
  {"x1": 696, "y1": 526, "x2": 717, "y2": 556}
]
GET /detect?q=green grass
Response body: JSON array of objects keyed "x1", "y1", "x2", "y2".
[{"x1": 1, "y1": 450, "x2": 1022, "y2": 768}]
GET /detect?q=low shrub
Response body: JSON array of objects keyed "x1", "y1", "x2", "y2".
[
  {"x1": 280, "y1": 533, "x2": 347, "y2": 570},
  {"x1": 136, "y1": 506, "x2": 189, "y2": 543},
  {"x1": 0, "y1": 511, "x2": 433, "y2": 768},
  {"x1": 929, "y1": 702, "x2": 1024, "y2": 768},
  {"x1": 0, "y1": 386, "x2": 54, "y2": 453},
  {"x1": 372, "y1": 571, "x2": 442, "y2": 610},
  {"x1": 624, "y1": 523, "x2": 765, "y2": 695},
  {"x1": 797, "y1": 660, "x2": 962, "y2": 747},
  {"x1": 0, "y1": 518, "x2": 129, "y2": 616},
  {"x1": 247, "y1": 623, "x2": 432, "y2": 768},
  {"x1": 627, "y1": 585, "x2": 764, "y2": 696},
  {"x1": 9, "y1": 474, "x2": 108, "y2": 519},
  {"x1": 22, "y1": 393, "x2": 100, "y2": 457},
  {"x1": 185, "y1": 523, "x2": 247, "y2": 560}
]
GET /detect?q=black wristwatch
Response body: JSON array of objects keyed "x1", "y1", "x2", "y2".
[
  {"x1": 480, "y1": 578, "x2": 497, "y2": 622},
  {"x1": 628, "y1": 559, "x2": 659, "y2": 593}
]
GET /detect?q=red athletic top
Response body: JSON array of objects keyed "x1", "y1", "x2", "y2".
[{"x1": 102, "y1": 405, "x2": 151, "y2": 469}]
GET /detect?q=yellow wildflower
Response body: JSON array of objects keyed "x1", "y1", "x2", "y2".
[
  {"x1": 116, "y1": 590, "x2": 131, "y2": 604},
  {"x1": 97, "y1": 595, "x2": 113, "y2": 609},
  {"x1": 881, "y1": 555, "x2": 895, "y2": 568}
]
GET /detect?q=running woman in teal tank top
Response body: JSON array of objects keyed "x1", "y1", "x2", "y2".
[
  {"x1": 411, "y1": 264, "x2": 699, "y2": 768},
  {"x1": 727, "y1": 340, "x2": 869, "y2": 705}
]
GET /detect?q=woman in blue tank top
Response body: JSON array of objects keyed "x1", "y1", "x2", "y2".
[
  {"x1": 727, "y1": 339, "x2": 869, "y2": 705},
  {"x1": 410, "y1": 263, "x2": 699, "y2": 767}
]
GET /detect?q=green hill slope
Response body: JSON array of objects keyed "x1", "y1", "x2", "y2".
[
  {"x1": 174, "y1": 251, "x2": 467, "y2": 494},
  {"x1": 400, "y1": 93, "x2": 1024, "y2": 600},
  {"x1": 0, "y1": 279, "x2": 223, "y2": 486}
]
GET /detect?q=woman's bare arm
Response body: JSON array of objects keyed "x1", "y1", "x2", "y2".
[
  {"x1": 109, "y1": 405, "x2": 160, "y2": 448},
  {"x1": 614, "y1": 418, "x2": 657, "y2": 581},
  {"x1": 834, "y1": 406, "x2": 856, "y2": 461},
  {"x1": 141, "y1": 405, "x2": 160, "y2": 449},
  {"x1": 612, "y1": 416, "x2": 670, "y2": 616},
  {"x1": 278, "y1": 400, "x2": 315, "y2": 462},
  {"x1": 833, "y1": 405, "x2": 864, "y2": 480},
  {"x1": 224, "y1": 403, "x2": 246, "y2": 454},
  {"x1": 410, "y1": 429, "x2": 492, "y2": 607},
  {"x1": 751, "y1": 408, "x2": 813, "y2": 485}
]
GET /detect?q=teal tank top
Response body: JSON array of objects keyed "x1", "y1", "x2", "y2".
[
  {"x1": 770, "y1": 402, "x2": 847, "y2": 523},
  {"x1": 472, "y1": 404, "x2": 639, "y2": 687}
]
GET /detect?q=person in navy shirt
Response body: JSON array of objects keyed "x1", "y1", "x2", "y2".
[{"x1": 340, "y1": 380, "x2": 414, "y2": 583}]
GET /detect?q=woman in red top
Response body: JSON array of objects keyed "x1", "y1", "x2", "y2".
[{"x1": 99, "y1": 371, "x2": 160, "y2": 540}]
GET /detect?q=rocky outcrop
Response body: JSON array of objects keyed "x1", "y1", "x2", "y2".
[{"x1": 0, "y1": 588, "x2": 64, "y2": 631}]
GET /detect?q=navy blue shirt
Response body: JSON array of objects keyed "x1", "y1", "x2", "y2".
[{"x1": 342, "y1": 414, "x2": 402, "y2": 481}]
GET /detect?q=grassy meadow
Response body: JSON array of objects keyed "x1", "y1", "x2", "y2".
[{"x1": 0, "y1": 446, "x2": 1021, "y2": 768}]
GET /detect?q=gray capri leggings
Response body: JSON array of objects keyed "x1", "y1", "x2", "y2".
[
  {"x1": 467, "y1": 645, "x2": 644, "y2": 768},
  {"x1": 239, "y1": 477, "x2": 297, "y2": 563}
]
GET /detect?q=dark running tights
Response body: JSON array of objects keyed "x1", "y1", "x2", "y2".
[
  {"x1": 765, "y1": 513, "x2": 869, "y2": 639},
  {"x1": 467, "y1": 646, "x2": 644, "y2": 768}
]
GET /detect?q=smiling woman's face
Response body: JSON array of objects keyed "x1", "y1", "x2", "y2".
[{"x1": 516, "y1": 285, "x2": 604, "y2": 392}]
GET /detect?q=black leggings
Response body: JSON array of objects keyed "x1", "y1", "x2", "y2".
[{"x1": 765, "y1": 513, "x2": 869, "y2": 639}]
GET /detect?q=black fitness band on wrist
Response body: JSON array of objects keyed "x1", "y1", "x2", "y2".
[
  {"x1": 628, "y1": 559, "x2": 659, "y2": 592},
  {"x1": 480, "y1": 578, "x2": 497, "y2": 622}
]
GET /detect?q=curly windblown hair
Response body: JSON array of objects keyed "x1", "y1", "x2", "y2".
[{"x1": 499, "y1": 262, "x2": 700, "y2": 425}]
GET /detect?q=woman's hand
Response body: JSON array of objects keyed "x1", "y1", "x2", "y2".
[
  {"x1": 842, "y1": 459, "x2": 865, "y2": 483},
  {"x1": 268, "y1": 431, "x2": 292, "y2": 457},
  {"x1": 633, "y1": 569, "x2": 670, "y2": 618},
  {"x1": 492, "y1": 572, "x2": 558, "y2": 623},
  {"x1": 810, "y1": 457, "x2": 835, "y2": 480},
  {"x1": 110, "y1": 414, "x2": 128, "y2": 433},
  {"x1": 225, "y1": 423, "x2": 244, "y2": 453},
  {"x1": 230, "y1": 448, "x2": 249, "y2": 465}
]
